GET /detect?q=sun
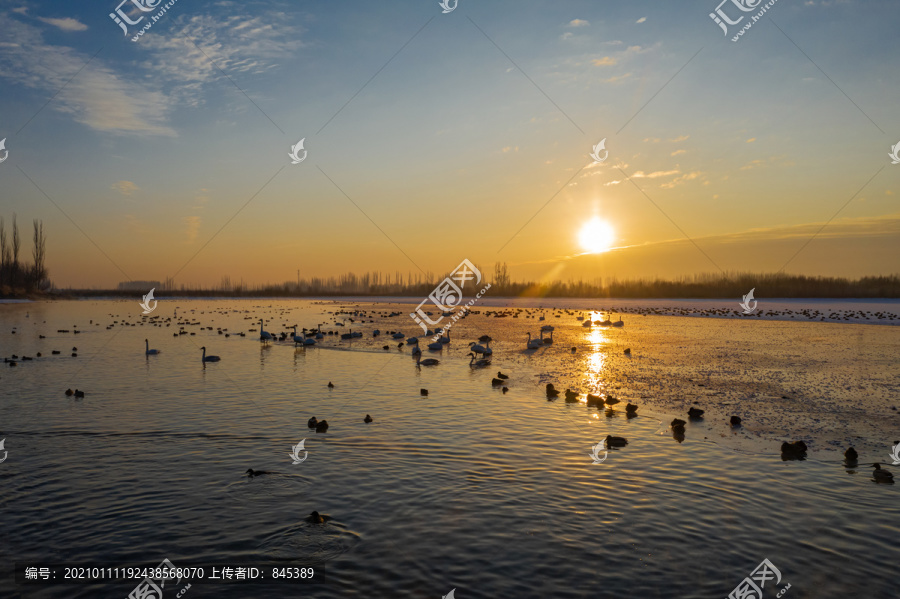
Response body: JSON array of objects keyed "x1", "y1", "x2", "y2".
[{"x1": 578, "y1": 218, "x2": 615, "y2": 254}]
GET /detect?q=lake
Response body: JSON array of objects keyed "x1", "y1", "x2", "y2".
[{"x1": 1, "y1": 298, "x2": 898, "y2": 598}]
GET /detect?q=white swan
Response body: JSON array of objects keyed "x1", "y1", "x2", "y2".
[
  {"x1": 292, "y1": 325, "x2": 304, "y2": 345},
  {"x1": 469, "y1": 342, "x2": 488, "y2": 355},
  {"x1": 259, "y1": 319, "x2": 273, "y2": 343},
  {"x1": 526, "y1": 332, "x2": 543, "y2": 349},
  {"x1": 144, "y1": 339, "x2": 160, "y2": 355},
  {"x1": 201, "y1": 346, "x2": 220, "y2": 362},
  {"x1": 468, "y1": 352, "x2": 491, "y2": 367},
  {"x1": 439, "y1": 329, "x2": 450, "y2": 344},
  {"x1": 427, "y1": 340, "x2": 443, "y2": 350}
]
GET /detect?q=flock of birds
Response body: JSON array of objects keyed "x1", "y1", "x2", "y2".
[{"x1": 5, "y1": 304, "x2": 895, "y2": 489}]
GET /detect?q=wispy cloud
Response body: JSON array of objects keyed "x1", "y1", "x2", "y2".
[
  {"x1": 37, "y1": 17, "x2": 87, "y2": 32},
  {"x1": 660, "y1": 171, "x2": 702, "y2": 188},
  {"x1": 112, "y1": 180, "x2": 139, "y2": 196},
  {"x1": 591, "y1": 56, "x2": 616, "y2": 66},
  {"x1": 636, "y1": 17, "x2": 647, "y2": 24},
  {"x1": 568, "y1": 19, "x2": 590, "y2": 27},
  {"x1": 631, "y1": 169, "x2": 680, "y2": 179},
  {"x1": 184, "y1": 215, "x2": 202, "y2": 243},
  {"x1": 0, "y1": 15, "x2": 176, "y2": 135}
]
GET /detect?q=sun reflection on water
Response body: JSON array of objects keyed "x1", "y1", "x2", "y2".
[{"x1": 583, "y1": 325, "x2": 613, "y2": 397}]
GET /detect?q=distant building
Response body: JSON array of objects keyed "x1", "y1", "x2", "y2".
[{"x1": 117, "y1": 280, "x2": 161, "y2": 291}]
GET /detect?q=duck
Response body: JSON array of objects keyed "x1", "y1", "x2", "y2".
[
  {"x1": 496, "y1": 371, "x2": 509, "y2": 380},
  {"x1": 730, "y1": 415, "x2": 742, "y2": 427},
  {"x1": 780, "y1": 440, "x2": 807, "y2": 458},
  {"x1": 491, "y1": 377, "x2": 504, "y2": 386},
  {"x1": 307, "y1": 417, "x2": 318, "y2": 428},
  {"x1": 625, "y1": 403, "x2": 638, "y2": 414},
  {"x1": 571, "y1": 347, "x2": 577, "y2": 353},
  {"x1": 502, "y1": 386, "x2": 509, "y2": 394},
  {"x1": 605, "y1": 395, "x2": 620, "y2": 405},
  {"x1": 65, "y1": 388, "x2": 74, "y2": 396},
  {"x1": 844, "y1": 447, "x2": 858, "y2": 462},
  {"x1": 565, "y1": 389, "x2": 579, "y2": 401},
  {"x1": 315, "y1": 420, "x2": 329, "y2": 433},
  {"x1": 623, "y1": 348, "x2": 631, "y2": 355},
  {"x1": 671, "y1": 418, "x2": 686, "y2": 433},
  {"x1": 305, "y1": 511, "x2": 333, "y2": 524},
  {"x1": 606, "y1": 434, "x2": 628, "y2": 447},
  {"x1": 51, "y1": 350, "x2": 61, "y2": 354},
  {"x1": 327, "y1": 381, "x2": 334, "y2": 388},
  {"x1": 687, "y1": 407, "x2": 704, "y2": 418},
  {"x1": 586, "y1": 393, "x2": 602, "y2": 406},
  {"x1": 545, "y1": 383, "x2": 560, "y2": 399},
  {"x1": 873, "y1": 463, "x2": 894, "y2": 482},
  {"x1": 145, "y1": 339, "x2": 160, "y2": 355},
  {"x1": 364, "y1": 414, "x2": 373, "y2": 423},
  {"x1": 200, "y1": 347, "x2": 220, "y2": 362},
  {"x1": 420, "y1": 389, "x2": 429, "y2": 396},
  {"x1": 416, "y1": 355, "x2": 440, "y2": 366},
  {"x1": 73, "y1": 389, "x2": 85, "y2": 398},
  {"x1": 245, "y1": 469, "x2": 272, "y2": 477}
]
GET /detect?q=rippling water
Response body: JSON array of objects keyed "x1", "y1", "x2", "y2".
[{"x1": 1, "y1": 299, "x2": 898, "y2": 598}]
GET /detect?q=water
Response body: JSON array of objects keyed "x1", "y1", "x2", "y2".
[{"x1": 1, "y1": 299, "x2": 898, "y2": 598}]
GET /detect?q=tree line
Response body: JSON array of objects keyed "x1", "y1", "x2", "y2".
[
  {"x1": 0, "y1": 214, "x2": 49, "y2": 295},
  {"x1": 70, "y1": 263, "x2": 900, "y2": 299}
]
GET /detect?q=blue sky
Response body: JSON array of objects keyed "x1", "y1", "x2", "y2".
[{"x1": 0, "y1": 0, "x2": 898, "y2": 287}]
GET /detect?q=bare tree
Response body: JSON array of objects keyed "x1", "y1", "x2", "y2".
[
  {"x1": 0, "y1": 217, "x2": 6, "y2": 287},
  {"x1": 493, "y1": 262, "x2": 510, "y2": 290},
  {"x1": 32, "y1": 219, "x2": 47, "y2": 286},
  {"x1": 11, "y1": 214, "x2": 19, "y2": 287}
]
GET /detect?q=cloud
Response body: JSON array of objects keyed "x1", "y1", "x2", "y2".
[
  {"x1": 604, "y1": 180, "x2": 622, "y2": 186},
  {"x1": 568, "y1": 19, "x2": 590, "y2": 27},
  {"x1": 746, "y1": 137, "x2": 756, "y2": 143},
  {"x1": 636, "y1": 17, "x2": 647, "y2": 23},
  {"x1": 37, "y1": 17, "x2": 87, "y2": 31},
  {"x1": 112, "y1": 180, "x2": 139, "y2": 196},
  {"x1": 740, "y1": 159, "x2": 765, "y2": 170},
  {"x1": 0, "y1": 15, "x2": 176, "y2": 135},
  {"x1": 560, "y1": 32, "x2": 573, "y2": 41},
  {"x1": 591, "y1": 56, "x2": 616, "y2": 66},
  {"x1": 184, "y1": 216, "x2": 202, "y2": 243},
  {"x1": 631, "y1": 169, "x2": 680, "y2": 179},
  {"x1": 12, "y1": 6, "x2": 27, "y2": 14},
  {"x1": 0, "y1": 9, "x2": 304, "y2": 135},
  {"x1": 602, "y1": 73, "x2": 632, "y2": 84},
  {"x1": 660, "y1": 171, "x2": 702, "y2": 188},
  {"x1": 669, "y1": 135, "x2": 690, "y2": 142},
  {"x1": 671, "y1": 149, "x2": 686, "y2": 156}
]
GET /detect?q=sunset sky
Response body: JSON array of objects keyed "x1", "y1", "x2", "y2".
[{"x1": 0, "y1": 0, "x2": 898, "y2": 288}]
